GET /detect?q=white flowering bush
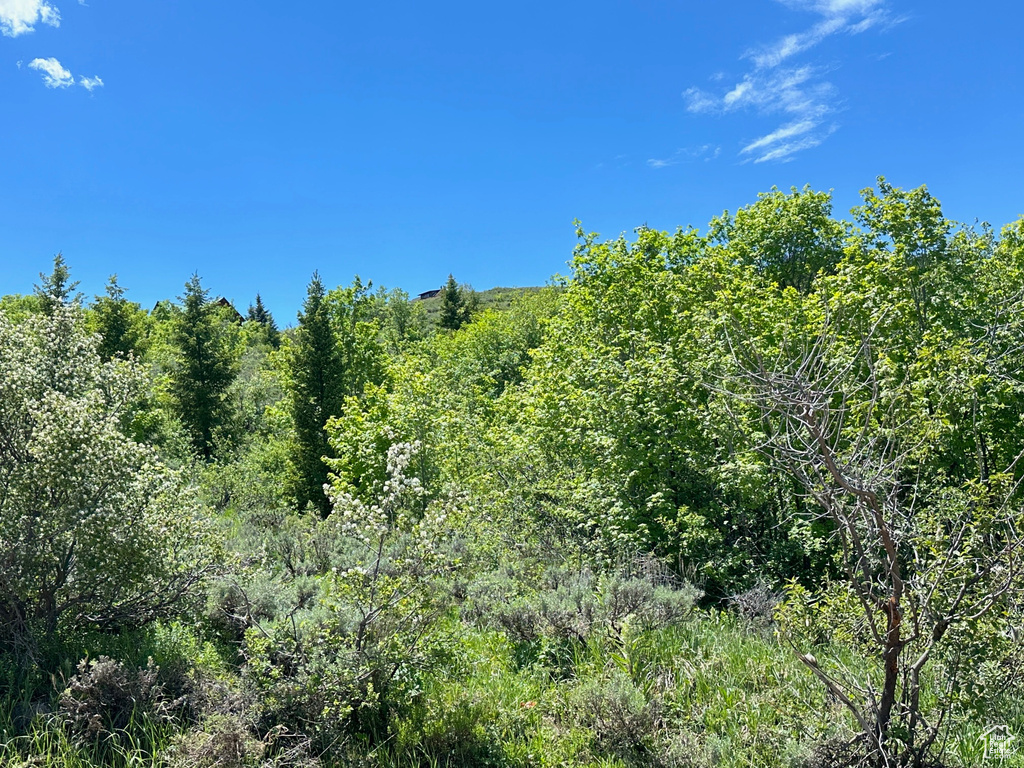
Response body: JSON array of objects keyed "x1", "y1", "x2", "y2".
[
  {"x1": 240, "y1": 441, "x2": 462, "y2": 749},
  {"x1": 0, "y1": 305, "x2": 216, "y2": 666}
]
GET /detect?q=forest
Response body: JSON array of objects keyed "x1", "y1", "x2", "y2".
[{"x1": 1, "y1": 179, "x2": 1022, "y2": 768}]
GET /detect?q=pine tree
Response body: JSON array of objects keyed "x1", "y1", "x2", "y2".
[
  {"x1": 91, "y1": 275, "x2": 145, "y2": 361},
  {"x1": 170, "y1": 274, "x2": 237, "y2": 460},
  {"x1": 34, "y1": 253, "x2": 81, "y2": 315},
  {"x1": 287, "y1": 273, "x2": 345, "y2": 514},
  {"x1": 439, "y1": 273, "x2": 476, "y2": 330},
  {"x1": 246, "y1": 292, "x2": 280, "y2": 347},
  {"x1": 246, "y1": 293, "x2": 273, "y2": 327}
]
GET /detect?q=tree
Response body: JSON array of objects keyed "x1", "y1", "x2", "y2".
[
  {"x1": 286, "y1": 273, "x2": 345, "y2": 514},
  {"x1": 379, "y1": 287, "x2": 425, "y2": 351},
  {"x1": 709, "y1": 186, "x2": 844, "y2": 293},
  {"x1": 326, "y1": 275, "x2": 386, "y2": 397},
  {"x1": 246, "y1": 292, "x2": 280, "y2": 348},
  {"x1": 724, "y1": 183, "x2": 1024, "y2": 767},
  {"x1": 34, "y1": 252, "x2": 82, "y2": 315},
  {"x1": 502, "y1": 224, "x2": 820, "y2": 594},
  {"x1": 731, "y1": 328, "x2": 1024, "y2": 767},
  {"x1": 247, "y1": 293, "x2": 272, "y2": 326},
  {"x1": 170, "y1": 274, "x2": 238, "y2": 460},
  {"x1": 89, "y1": 275, "x2": 147, "y2": 361},
  {"x1": 439, "y1": 274, "x2": 475, "y2": 330},
  {"x1": 0, "y1": 303, "x2": 214, "y2": 668}
]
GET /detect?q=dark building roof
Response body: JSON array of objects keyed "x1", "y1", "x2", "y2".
[
  {"x1": 416, "y1": 289, "x2": 441, "y2": 300},
  {"x1": 214, "y1": 297, "x2": 244, "y2": 323}
]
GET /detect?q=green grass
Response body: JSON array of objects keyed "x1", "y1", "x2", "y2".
[
  {"x1": 368, "y1": 615, "x2": 854, "y2": 768},
  {"x1": 3, "y1": 612, "x2": 1021, "y2": 768}
]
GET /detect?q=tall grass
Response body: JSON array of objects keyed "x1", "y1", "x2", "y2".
[{"x1": 3, "y1": 612, "x2": 1020, "y2": 767}]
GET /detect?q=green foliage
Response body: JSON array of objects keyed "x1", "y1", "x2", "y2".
[
  {"x1": 0, "y1": 294, "x2": 41, "y2": 322},
  {"x1": 500, "y1": 223, "x2": 824, "y2": 595},
  {"x1": 439, "y1": 273, "x2": 477, "y2": 330},
  {"x1": 724, "y1": 180, "x2": 1024, "y2": 766},
  {"x1": 464, "y1": 563, "x2": 700, "y2": 653},
  {"x1": 246, "y1": 292, "x2": 281, "y2": 349},
  {"x1": 377, "y1": 286, "x2": 428, "y2": 350},
  {"x1": 34, "y1": 253, "x2": 82, "y2": 315},
  {"x1": 5, "y1": 181, "x2": 1024, "y2": 768},
  {"x1": 325, "y1": 276, "x2": 387, "y2": 400},
  {"x1": 283, "y1": 274, "x2": 386, "y2": 514},
  {"x1": 285, "y1": 273, "x2": 345, "y2": 514},
  {"x1": 326, "y1": 288, "x2": 557, "y2": 525},
  {"x1": 0, "y1": 304, "x2": 216, "y2": 671},
  {"x1": 87, "y1": 275, "x2": 149, "y2": 361},
  {"x1": 234, "y1": 442, "x2": 464, "y2": 754},
  {"x1": 709, "y1": 185, "x2": 844, "y2": 293},
  {"x1": 170, "y1": 274, "x2": 239, "y2": 460}
]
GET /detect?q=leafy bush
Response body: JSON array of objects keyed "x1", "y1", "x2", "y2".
[
  {"x1": 231, "y1": 442, "x2": 465, "y2": 754},
  {"x1": 0, "y1": 305, "x2": 216, "y2": 670}
]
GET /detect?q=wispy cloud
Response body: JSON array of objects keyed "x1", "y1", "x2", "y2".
[
  {"x1": 647, "y1": 144, "x2": 721, "y2": 169},
  {"x1": 4, "y1": 1, "x2": 105, "y2": 91},
  {"x1": 0, "y1": 0, "x2": 60, "y2": 37},
  {"x1": 28, "y1": 55, "x2": 71, "y2": 87},
  {"x1": 78, "y1": 74, "x2": 102, "y2": 90},
  {"x1": 745, "y1": 17, "x2": 846, "y2": 69},
  {"x1": 741, "y1": 119, "x2": 838, "y2": 163},
  {"x1": 684, "y1": 0, "x2": 892, "y2": 162}
]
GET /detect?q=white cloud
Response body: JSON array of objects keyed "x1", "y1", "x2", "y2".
[
  {"x1": 748, "y1": 0, "x2": 889, "y2": 69},
  {"x1": 0, "y1": 0, "x2": 60, "y2": 37},
  {"x1": 745, "y1": 123, "x2": 839, "y2": 163},
  {"x1": 687, "y1": 67, "x2": 828, "y2": 116},
  {"x1": 28, "y1": 55, "x2": 72, "y2": 87},
  {"x1": 723, "y1": 80, "x2": 754, "y2": 107},
  {"x1": 683, "y1": 87, "x2": 718, "y2": 114},
  {"x1": 6, "y1": 1, "x2": 104, "y2": 92},
  {"x1": 742, "y1": 118, "x2": 817, "y2": 153},
  {"x1": 682, "y1": 0, "x2": 891, "y2": 161},
  {"x1": 647, "y1": 144, "x2": 721, "y2": 169},
  {"x1": 746, "y1": 17, "x2": 846, "y2": 68},
  {"x1": 780, "y1": 0, "x2": 885, "y2": 16}
]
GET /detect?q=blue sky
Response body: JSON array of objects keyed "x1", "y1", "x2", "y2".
[{"x1": 1, "y1": 0, "x2": 1021, "y2": 319}]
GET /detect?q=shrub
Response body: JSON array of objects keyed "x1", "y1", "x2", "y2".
[
  {"x1": 726, "y1": 580, "x2": 782, "y2": 627},
  {"x1": 464, "y1": 563, "x2": 700, "y2": 649},
  {"x1": 0, "y1": 305, "x2": 216, "y2": 669},
  {"x1": 234, "y1": 443, "x2": 465, "y2": 755},
  {"x1": 57, "y1": 656, "x2": 186, "y2": 748},
  {"x1": 163, "y1": 714, "x2": 320, "y2": 768},
  {"x1": 569, "y1": 671, "x2": 663, "y2": 759}
]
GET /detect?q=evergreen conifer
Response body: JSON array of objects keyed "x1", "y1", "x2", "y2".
[
  {"x1": 170, "y1": 274, "x2": 237, "y2": 460},
  {"x1": 439, "y1": 273, "x2": 476, "y2": 330},
  {"x1": 247, "y1": 292, "x2": 280, "y2": 347},
  {"x1": 287, "y1": 273, "x2": 344, "y2": 514}
]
